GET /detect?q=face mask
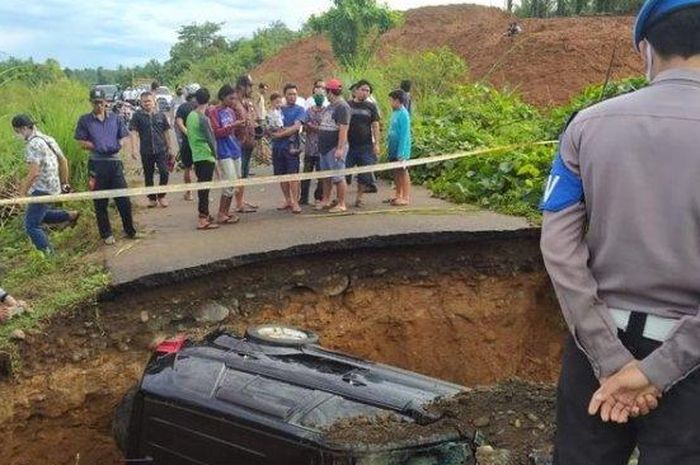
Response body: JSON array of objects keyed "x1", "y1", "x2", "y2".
[
  {"x1": 14, "y1": 130, "x2": 27, "y2": 141},
  {"x1": 644, "y1": 40, "x2": 655, "y2": 82},
  {"x1": 313, "y1": 94, "x2": 324, "y2": 107}
]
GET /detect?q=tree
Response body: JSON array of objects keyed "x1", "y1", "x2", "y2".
[
  {"x1": 306, "y1": 0, "x2": 403, "y2": 66},
  {"x1": 165, "y1": 22, "x2": 229, "y2": 78}
]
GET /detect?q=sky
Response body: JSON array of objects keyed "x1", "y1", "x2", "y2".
[{"x1": 0, "y1": 0, "x2": 501, "y2": 69}]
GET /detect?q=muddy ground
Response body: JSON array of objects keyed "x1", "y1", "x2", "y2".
[{"x1": 0, "y1": 234, "x2": 567, "y2": 465}]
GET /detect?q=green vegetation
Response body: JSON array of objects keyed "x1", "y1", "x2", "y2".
[
  {"x1": 343, "y1": 48, "x2": 645, "y2": 220},
  {"x1": 0, "y1": 63, "x2": 108, "y2": 361},
  {"x1": 306, "y1": 0, "x2": 403, "y2": 67},
  {"x1": 513, "y1": 0, "x2": 643, "y2": 17},
  {"x1": 66, "y1": 21, "x2": 303, "y2": 90}
]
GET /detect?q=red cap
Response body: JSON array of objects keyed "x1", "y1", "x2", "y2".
[{"x1": 326, "y1": 78, "x2": 343, "y2": 91}]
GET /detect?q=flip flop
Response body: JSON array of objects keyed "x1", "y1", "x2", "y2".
[
  {"x1": 383, "y1": 198, "x2": 397, "y2": 204},
  {"x1": 328, "y1": 205, "x2": 347, "y2": 213},
  {"x1": 291, "y1": 205, "x2": 302, "y2": 214},
  {"x1": 237, "y1": 206, "x2": 258, "y2": 213},
  {"x1": 244, "y1": 201, "x2": 259, "y2": 209},
  {"x1": 218, "y1": 215, "x2": 240, "y2": 225},
  {"x1": 390, "y1": 199, "x2": 409, "y2": 206},
  {"x1": 277, "y1": 204, "x2": 291, "y2": 211},
  {"x1": 197, "y1": 221, "x2": 220, "y2": 230}
]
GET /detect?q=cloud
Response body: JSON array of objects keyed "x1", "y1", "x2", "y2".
[{"x1": 0, "y1": 0, "x2": 496, "y2": 68}]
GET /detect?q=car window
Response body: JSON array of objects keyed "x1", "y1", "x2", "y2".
[{"x1": 174, "y1": 355, "x2": 226, "y2": 397}]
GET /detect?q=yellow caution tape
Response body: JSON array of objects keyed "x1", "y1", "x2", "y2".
[{"x1": 0, "y1": 141, "x2": 557, "y2": 206}]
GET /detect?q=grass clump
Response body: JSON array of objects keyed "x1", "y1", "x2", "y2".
[{"x1": 0, "y1": 72, "x2": 109, "y2": 362}]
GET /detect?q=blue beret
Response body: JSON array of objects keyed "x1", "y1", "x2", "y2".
[{"x1": 634, "y1": 0, "x2": 700, "y2": 50}]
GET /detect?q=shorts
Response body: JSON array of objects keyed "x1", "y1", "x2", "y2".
[
  {"x1": 320, "y1": 147, "x2": 348, "y2": 184},
  {"x1": 218, "y1": 157, "x2": 242, "y2": 197},
  {"x1": 179, "y1": 139, "x2": 193, "y2": 169},
  {"x1": 272, "y1": 146, "x2": 300, "y2": 176},
  {"x1": 346, "y1": 145, "x2": 377, "y2": 188}
]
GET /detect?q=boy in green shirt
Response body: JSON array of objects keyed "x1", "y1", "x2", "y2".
[{"x1": 186, "y1": 88, "x2": 219, "y2": 230}]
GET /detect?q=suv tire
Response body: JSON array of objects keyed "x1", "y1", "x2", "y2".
[{"x1": 246, "y1": 324, "x2": 320, "y2": 347}]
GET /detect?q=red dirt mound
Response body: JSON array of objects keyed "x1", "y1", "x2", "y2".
[{"x1": 251, "y1": 4, "x2": 642, "y2": 107}]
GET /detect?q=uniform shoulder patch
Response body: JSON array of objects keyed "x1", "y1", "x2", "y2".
[{"x1": 539, "y1": 152, "x2": 584, "y2": 212}]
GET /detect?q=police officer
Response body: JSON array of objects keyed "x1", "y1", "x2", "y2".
[
  {"x1": 75, "y1": 88, "x2": 137, "y2": 245},
  {"x1": 541, "y1": 1, "x2": 700, "y2": 464}
]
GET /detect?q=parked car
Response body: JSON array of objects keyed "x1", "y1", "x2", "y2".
[
  {"x1": 114, "y1": 324, "x2": 476, "y2": 465},
  {"x1": 154, "y1": 86, "x2": 173, "y2": 112},
  {"x1": 93, "y1": 84, "x2": 120, "y2": 102}
]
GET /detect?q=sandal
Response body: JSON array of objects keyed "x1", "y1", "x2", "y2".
[
  {"x1": 383, "y1": 198, "x2": 397, "y2": 204},
  {"x1": 328, "y1": 205, "x2": 347, "y2": 213},
  {"x1": 197, "y1": 220, "x2": 220, "y2": 230},
  {"x1": 237, "y1": 205, "x2": 258, "y2": 213},
  {"x1": 390, "y1": 199, "x2": 409, "y2": 206},
  {"x1": 244, "y1": 201, "x2": 259, "y2": 209},
  {"x1": 354, "y1": 199, "x2": 365, "y2": 208},
  {"x1": 217, "y1": 214, "x2": 240, "y2": 225},
  {"x1": 291, "y1": 205, "x2": 302, "y2": 214},
  {"x1": 277, "y1": 204, "x2": 291, "y2": 211}
]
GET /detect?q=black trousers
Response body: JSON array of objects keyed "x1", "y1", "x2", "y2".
[
  {"x1": 554, "y1": 326, "x2": 700, "y2": 465},
  {"x1": 141, "y1": 151, "x2": 168, "y2": 200},
  {"x1": 300, "y1": 155, "x2": 322, "y2": 204},
  {"x1": 194, "y1": 160, "x2": 215, "y2": 217},
  {"x1": 88, "y1": 159, "x2": 136, "y2": 239}
]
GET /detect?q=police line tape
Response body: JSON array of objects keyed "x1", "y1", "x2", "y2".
[{"x1": 0, "y1": 141, "x2": 558, "y2": 206}]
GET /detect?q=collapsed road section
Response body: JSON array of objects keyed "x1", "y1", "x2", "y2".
[{"x1": 0, "y1": 229, "x2": 566, "y2": 465}]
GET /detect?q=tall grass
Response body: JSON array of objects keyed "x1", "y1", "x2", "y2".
[{"x1": 0, "y1": 78, "x2": 90, "y2": 188}]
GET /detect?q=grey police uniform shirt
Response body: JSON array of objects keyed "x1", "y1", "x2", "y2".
[{"x1": 540, "y1": 69, "x2": 700, "y2": 392}]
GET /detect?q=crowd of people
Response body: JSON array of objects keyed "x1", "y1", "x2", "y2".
[{"x1": 8, "y1": 74, "x2": 414, "y2": 249}]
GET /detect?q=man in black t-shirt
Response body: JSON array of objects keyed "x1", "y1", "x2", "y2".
[
  {"x1": 346, "y1": 79, "x2": 381, "y2": 207},
  {"x1": 175, "y1": 89, "x2": 198, "y2": 201},
  {"x1": 130, "y1": 91, "x2": 175, "y2": 207}
]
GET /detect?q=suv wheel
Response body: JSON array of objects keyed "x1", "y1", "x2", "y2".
[{"x1": 245, "y1": 324, "x2": 320, "y2": 347}]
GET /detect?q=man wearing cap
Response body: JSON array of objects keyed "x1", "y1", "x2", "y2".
[
  {"x1": 12, "y1": 114, "x2": 79, "y2": 254},
  {"x1": 75, "y1": 88, "x2": 137, "y2": 245},
  {"x1": 316, "y1": 78, "x2": 351, "y2": 213},
  {"x1": 541, "y1": 1, "x2": 700, "y2": 463}
]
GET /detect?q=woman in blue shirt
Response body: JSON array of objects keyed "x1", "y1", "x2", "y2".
[{"x1": 387, "y1": 89, "x2": 412, "y2": 206}]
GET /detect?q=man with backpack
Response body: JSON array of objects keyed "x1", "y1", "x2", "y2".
[{"x1": 12, "y1": 114, "x2": 79, "y2": 254}]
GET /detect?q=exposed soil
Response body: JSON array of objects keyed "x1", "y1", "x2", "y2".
[
  {"x1": 252, "y1": 4, "x2": 641, "y2": 107},
  {"x1": 0, "y1": 236, "x2": 566, "y2": 465},
  {"x1": 327, "y1": 380, "x2": 556, "y2": 465}
]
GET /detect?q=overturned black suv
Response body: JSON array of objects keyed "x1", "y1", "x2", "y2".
[{"x1": 114, "y1": 325, "x2": 476, "y2": 465}]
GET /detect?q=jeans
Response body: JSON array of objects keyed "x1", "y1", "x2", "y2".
[
  {"x1": 141, "y1": 151, "x2": 169, "y2": 200},
  {"x1": 300, "y1": 156, "x2": 323, "y2": 204},
  {"x1": 24, "y1": 191, "x2": 70, "y2": 252},
  {"x1": 554, "y1": 326, "x2": 700, "y2": 465},
  {"x1": 88, "y1": 159, "x2": 136, "y2": 239},
  {"x1": 320, "y1": 147, "x2": 347, "y2": 184},
  {"x1": 194, "y1": 161, "x2": 215, "y2": 217},
  {"x1": 241, "y1": 145, "x2": 253, "y2": 178}
]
